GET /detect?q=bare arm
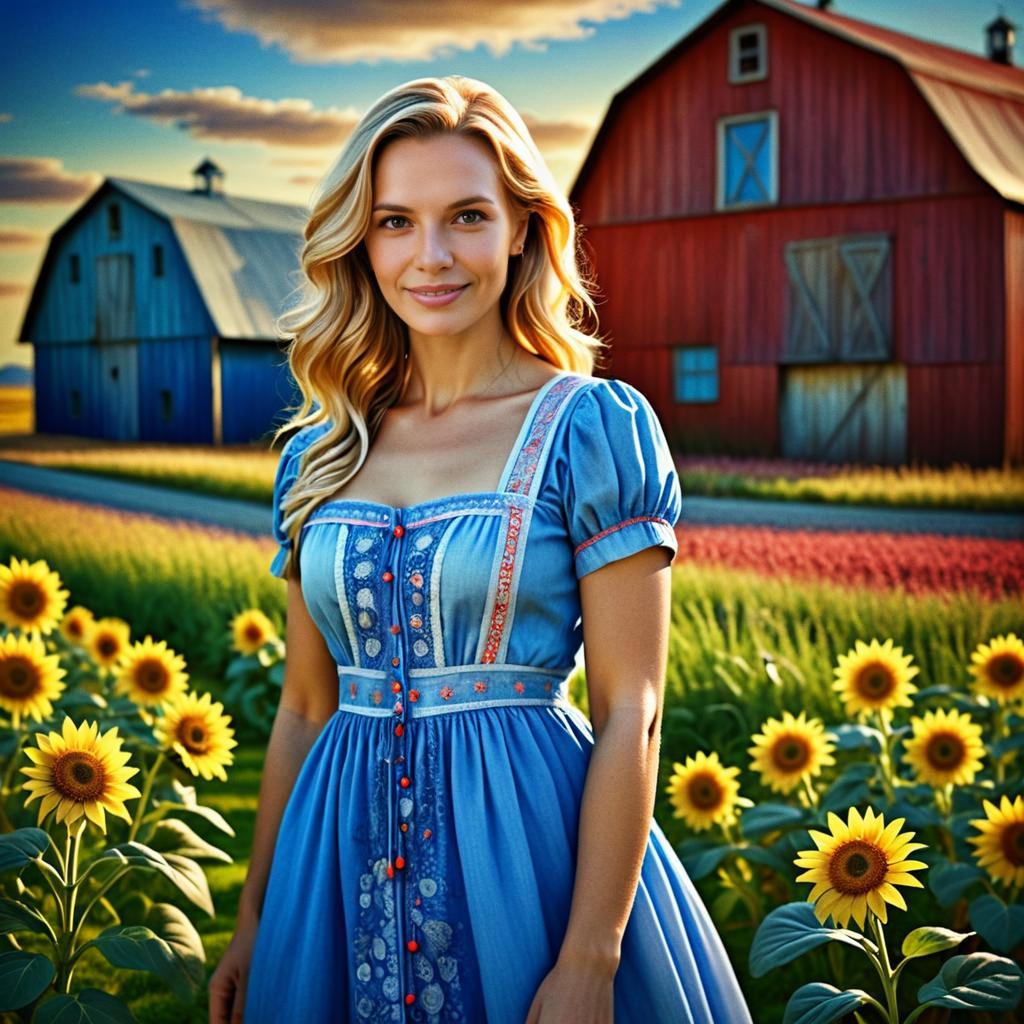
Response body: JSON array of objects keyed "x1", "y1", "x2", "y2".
[
  {"x1": 558, "y1": 545, "x2": 674, "y2": 974},
  {"x1": 236, "y1": 573, "x2": 341, "y2": 928}
]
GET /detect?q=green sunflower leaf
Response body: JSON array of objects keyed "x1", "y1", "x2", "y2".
[
  {"x1": 901, "y1": 926, "x2": 973, "y2": 961},
  {"x1": 749, "y1": 902, "x2": 870, "y2": 978},
  {"x1": 968, "y1": 895, "x2": 1024, "y2": 954},
  {"x1": 783, "y1": 983, "x2": 874, "y2": 1024},
  {"x1": 0, "y1": 828, "x2": 50, "y2": 873},
  {"x1": 917, "y1": 952, "x2": 1024, "y2": 1010},
  {"x1": 0, "y1": 950, "x2": 54, "y2": 1011},
  {"x1": 32, "y1": 988, "x2": 136, "y2": 1023}
]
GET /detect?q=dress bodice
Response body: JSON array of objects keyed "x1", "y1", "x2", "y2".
[{"x1": 269, "y1": 371, "x2": 682, "y2": 695}]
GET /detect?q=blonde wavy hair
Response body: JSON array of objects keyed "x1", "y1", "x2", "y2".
[{"x1": 272, "y1": 74, "x2": 607, "y2": 578}]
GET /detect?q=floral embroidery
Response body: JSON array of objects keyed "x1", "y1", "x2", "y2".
[
  {"x1": 574, "y1": 514, "x2": 673, "y2": 557},
  {"x1": 514, "y1": 680, "x2": 525, "y2": 693},
  {"x1": 480, "y1": 505, "x2": 524, "y2": 663},
  {"x1": 409, "y1": 689, "x2": 420, "y2": 702},
  {"x1": 439, "y1": 685, "x2": 454, "y2": 701},
  {"x1": 473, "y1": 681, "x2": 487, "y2": 693}
]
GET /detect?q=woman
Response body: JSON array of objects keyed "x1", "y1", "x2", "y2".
[{"x1": 210, "y1": 75, "x2": 752, "y2": 1023}]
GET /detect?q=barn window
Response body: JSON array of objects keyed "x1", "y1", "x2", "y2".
[
  {"x1": 69, "y1": 389, "x2": 82, "y2": 418},
  {"x1": 160, "y1": 388, "x2": 174, "y2": 422},
  {"x1": 673, "y1": 346, "x2": 719, "y2": 403},
  {"x1": 153, "y1": 244, "x2": 164, "y2": 278},
  {"x1": 729, "y1": 24, "x2": 767, "y2": 83},
  {"x1": 69, "y1": 253, "x2": 80, "y2": 284},
  {"x1": 110, "y1": 365, "x2": 119, "y2": 381},
  {"x1": 107, "y1": 203, "x2": 122, "y2": 241},
  {"x1": 783, "y1": 233, "x2": 893, "y2": 363},
  {"x1": 716, "y1": 111, "x2": 778, "y2": 209}
]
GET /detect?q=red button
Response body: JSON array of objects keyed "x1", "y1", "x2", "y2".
[
  {"x1": 395, "y1": 856, "x2": 405, "y2": 870},
  {"x1": 394, "y1": 723, "x2": 404, "y2": 737},
  {"x1": 405, "y1": 994, "x2": 416, "y2": 1005},
  {"x1": 392, "y1": 657, "x2": 400, "y2": 667},
  {"x1": 391, "y1": 681, "x2": 402, "y2": 693},
  {"x1": 390, "y1": 624, "x2": 401, "y2": 635},
  {"x1": 394, "y1": 702, "x2": 403, "y2": 716},
  {"x1": 407, "y1": 940, "x2": 419, "y2": 953},
  {"x1": 382, "y1": 571, "x2": 394, "y2": 582},
  {"x1": 400, "y1": 776, "x2": 410, "y2": 788},
  {"x1": 393, "y1": 525, "x2": 405, "y2": 538}
]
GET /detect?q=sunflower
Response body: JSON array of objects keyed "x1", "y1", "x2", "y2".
[
  {"x1": 88, "y1": 617, "x2": 131, "y2": 671},
  {"x1": 968, "y1": 633, "x2": 1024, "y2": 704},
  {"x1": 665, "y1": 751, "x2": 744, "y2": 832},
  {"x1": 230, "y1": 609, "x2": 278, "y2": 656},
  {"x1": 114, "y1": 636, "x2": 188, "y2": 707},
  {"x1": 967, "y1": 794, "x2": 1024, "y2": 888},
  {"x1": 0, "y1": 556, "x2": 69, "y2": 635},
  {"x1": 795, "y1": 806, "x2": 927, "y2": 929},
  {"x1": 901, "y1": 708, "x2": 985, "y2": 788},
  {"x1": 20, "y1": 716, "x2": 141, "y2": 832},
  {"x1": 59, "y1": 605, "x2": 96, "y2": 647},
  {"x1": 832, "y1": 638, "x2": 919, "y2": 718},
  {"x1": 748, "y1": 711, "x2": 836, "y2": 795},
  {"x1": 0, "y1": 632, "x2": 66, "y2": 724},
  {"x1": 154, "y1": 690, "x2": 237, "y2": 781}
]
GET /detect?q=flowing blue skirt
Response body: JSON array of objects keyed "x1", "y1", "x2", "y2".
[{"x1": 243, "y1": 700, "x2": 753, "y2": 1023}]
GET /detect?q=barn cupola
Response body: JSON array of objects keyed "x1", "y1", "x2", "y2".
[
  {"x1": 192, "y1": 158, "x2": 225, "y2": 196},
  {"x1": 985, "y1": 13, "x2": 1016, "y2": 64}
]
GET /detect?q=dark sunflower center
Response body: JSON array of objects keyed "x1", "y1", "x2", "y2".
[
  {"x1": 0, "y1": 656, "x2": 39, "y2": 698},
  {"x1": 135, "y1": 658, "x2": 170, "y2": 693},
  {"x1": 989, "y1": 654, "x2": 1024, "y2": 688},
  {"x1": 1001, "y1": 823, "x2": 1024, "y2": 867},
  {"x1": 11, "y1": 582, "x2": 44, "y2": 617},
  {"x1": 97, "y1": 635, "x2": 118, "y2": 658},
  {"x1": 52, "y1": 751, "x2": 106, "y2": 802},
  {"x1": 855, "y1": 662, "x2": 895, "y2": 700},
  {"x1": 687, "y1": 772, "x2": 724, "y2": 811},
  {"x1": 243, "y1": 624, "x2": 264, "y2": 643},
  {"x1": 771, "y1": 734, "x2": 810, "y2": 772},
  {"x1": 178, "y1": 716, "x2": 210, "y2": 754},
  {"x1": 67, "y1": 619, "x2": 84, "y2": 638},
  {"x1": 827, "y1": 839, "x2": 888, "y2": 895},
  {"x1": 925, "y1": 731, "x2": 965, "y2": 770}
]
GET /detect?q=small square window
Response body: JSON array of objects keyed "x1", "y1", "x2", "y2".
[
  {"x1": 160, "y1": 388, "x2": 174, "y2": 422},
  {"x1": 107, "y1": 203, "x2": 122, "y2": 241},
  {"x1": 153, "y1": 244, "x2": 164, "y2": 278},
  {"x1": 69, "y1": 389, "x2": 82, "y2": 418},
  {"x1": 716, "y1": 111, "x2": 778, "y2": 209},
  {"x1": 674, "y1": 346, "x2": 719, "y2": 404},
  {"x1": 729, "y1": 23, "x2": 767, "y2": 83},
  {"x1": 69, "y1": 253, "x2": 80, "y2": 284}
]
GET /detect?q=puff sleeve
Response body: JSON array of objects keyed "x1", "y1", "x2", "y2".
[
  {"x1": 560, "y1": 379, "x2": 682, "y2": 579},
  {"x1": 269, "y1": 428, "x2": 314, "y2": 579}
]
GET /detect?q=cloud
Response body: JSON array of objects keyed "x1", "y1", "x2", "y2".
[
  {"x1": 0, "y1": 229, "x2": 46, "y2": 248},
  {"x1": 75, "y1": 80, "x2": 594, "y2": 154},
  {"x1": 183, "y1": 0, "x2": 680, "y2": 64},
  {"x1": 0, "y1": 158, "x2": 101, "y2": 204},
  {"x1": 76, "y1": 80, "x2": 362, "y2": 147}
]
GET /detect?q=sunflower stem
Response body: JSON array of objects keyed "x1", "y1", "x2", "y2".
[
  {"x1": 874, "y1": 713, "x2": 897, "y2": 804},
  {"x1": 992, "y1": 706, "x2": 1007, "y2": 784},
  {"x1": 801, "y1": 774, "x2": 820, "y2": 809},
  {"x1": 127, "y1": 751, "x2": 164, "y2": 844},
  {"x1": 66, "y1": 866, "x2": 132, "y2": 968},
  {"x1": 867, "y1": 912, "x2": 900, "y2": 1024}
]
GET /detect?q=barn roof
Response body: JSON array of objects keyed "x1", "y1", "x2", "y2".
[
  {"x1": 111, "y1": 177, "x2": 309, "y2": 340},
  {"x1": 19, "y1": 176, "x2": 310, "y2": 344},
  {"x1": 570, "y1": 0, "x2": 1024, "y2": 206}
]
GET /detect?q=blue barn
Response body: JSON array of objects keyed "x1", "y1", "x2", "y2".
[{"x1": 17, "y1": 160, "x2": 305, "y2": 444}]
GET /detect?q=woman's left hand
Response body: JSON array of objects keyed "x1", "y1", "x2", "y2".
[{"x1": 524, "y1": 951, "x2": 616, "y2": 1024}]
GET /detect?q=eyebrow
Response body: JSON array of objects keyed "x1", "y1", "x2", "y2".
[{"x1": 371, "y1": 195, "x2": 497, "y2": 213}]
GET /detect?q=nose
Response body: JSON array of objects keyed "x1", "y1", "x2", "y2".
[{"x1": 414, "y1": 224, "x2": 453, "y2": 273}]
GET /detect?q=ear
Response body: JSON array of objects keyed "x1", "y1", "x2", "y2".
[{"x1": 510, "y1": 210, "x2": 530, "y2": 256}]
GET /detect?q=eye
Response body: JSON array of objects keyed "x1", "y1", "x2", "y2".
[
  {"x1": 456, "y1": 209, "x2": 488, "y2": 225},
  {"x1": 378, "y1": 214, "x2": 409, "y2": 230}
]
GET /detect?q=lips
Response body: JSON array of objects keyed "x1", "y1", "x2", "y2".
[{"x1": 408, "y1": 285, "x2": 468, "y2": 295}]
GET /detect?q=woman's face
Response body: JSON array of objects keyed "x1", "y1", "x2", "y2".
[{"x1": 363, "y1": 133, "x2": 529, "y2": 340}]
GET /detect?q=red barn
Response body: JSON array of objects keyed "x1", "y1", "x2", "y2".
[{"x1": 569, "y1": 0, "x2": 1024, "y2": 467}]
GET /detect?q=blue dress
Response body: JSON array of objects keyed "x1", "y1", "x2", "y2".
[{"x1": 244, "y1": 371, "x2": 753, "y2": 1023}]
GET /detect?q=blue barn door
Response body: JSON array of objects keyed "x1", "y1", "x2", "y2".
[{"x1": 95, "y1": 254, "x2": 139, "y2": 440}]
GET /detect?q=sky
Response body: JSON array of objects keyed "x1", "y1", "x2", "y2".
[{"x1": 1, "y1": 0, "x2": 1020, "y2": 369}]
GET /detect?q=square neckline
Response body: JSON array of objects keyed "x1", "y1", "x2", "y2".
[{"x1": 313, "y1": 369, "x2": 576, "y2": 519}]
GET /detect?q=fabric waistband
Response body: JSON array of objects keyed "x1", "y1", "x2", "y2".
[{"x1": 336, "y1": 663, "x2": 576, "y2": 718}]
